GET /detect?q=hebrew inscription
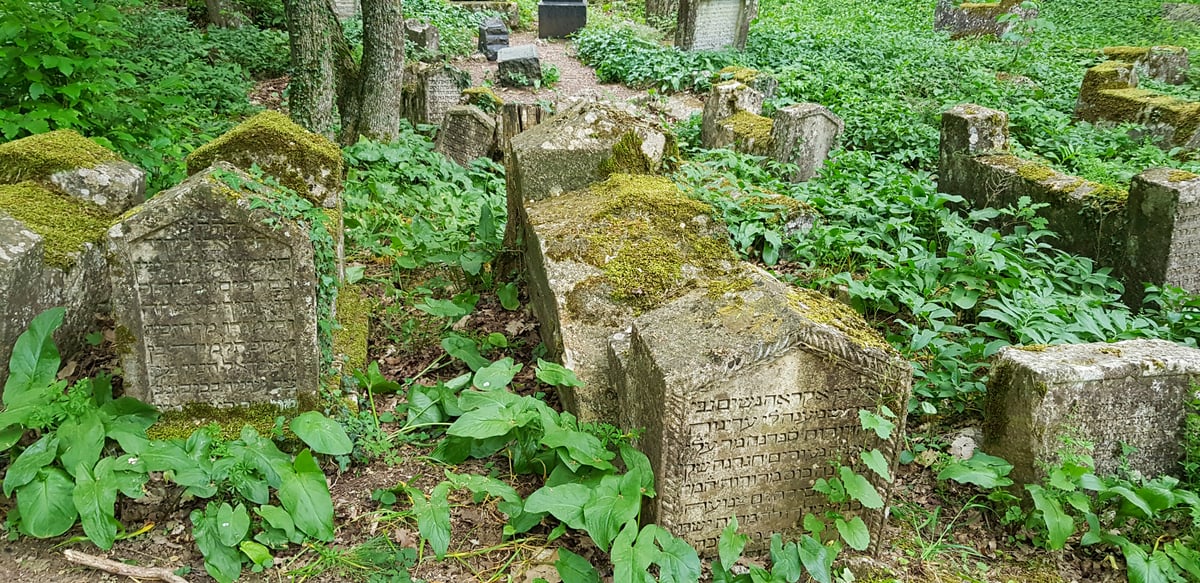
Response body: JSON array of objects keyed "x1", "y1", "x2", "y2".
[
  {"x1": 1166, "y1": 199, "x2": 1200, "y2": 291},
  {"x1": 690, "y1": 0, "x2": 741, "y2": 50}
]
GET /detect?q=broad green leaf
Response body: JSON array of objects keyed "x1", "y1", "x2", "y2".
[
  {"x1": 718, "y1": 517, "x2": 748, "y2": 570},
  {"x1": 229, "y1": 428, "x2": 292, "y2": 487},
  {"x1": 441, "y1": 334, "x2": 489, "y2": 371},
  {"x1": 858, "y1": 409, "x2": 895, "y2": 440},
  {"x1": 58, "y1": 409, "x2": 106, "y2": 478},
  {"x1": 447, "y1": 404, "x2": 519, "y2": 439},
  {"x1": 835, "y1": 516, "x2": 870, "y2": 551},
  {"x1": 278, "y1": 450, "x2": 335, "y2": 541},
  {"x1": 859, "y1": 449, "x2": 891, "y2": 482},
  {"x1": 231, "y1": 472, "x2": 270, "y2": 505},
  {"x1": 4, "y1": 433, "x2": 58, "y2": 496},
  {"x1": 445, "y1": 471, "x2": 521, "y2": 503},
  {"x1": 406, "y1": 386, "x2": 444, "y2": 426},
  {"x1": 1106, "y1": 485, "x2": 1153, "y2": 520},
  {"x1": 610, "y1": 520, "x2": 654, "y2": 583},
  {"x1": 100, "y1": 397, "x2": 159, "y2": 430},
  {"x1": 3, "y1": 307, "x2": 65, "y2": 407},
  {"x1": 290, "y1": 411, "x2": 353, "y2": 455},
  {"x1": 411, "y1": 482, "x2": 452, "y2": 559},
  {"x1": 583, "y1": 473, "x2": 642, "y2": 552},
  {"x1": 216, "y1": 502, "x2": 251, "y2": 547},
  {"x1": 472, "y1": 358, "x2": 522, "y2": 390},
  {"x1": 0, "y1": 425, "x2": 25, "y2": 451},
  {"x1": 524, "y1": 483, "x2": 590, "y2": 530},
  {"x1": 17, "y1": 467, "x2": 77, "y2": 538},
  {"x1": 653, "y1": 526, "x2": 702, "y2": 583},
  {"x1": 1026, "y1": 484, "x2": 1072, "y2": 550},
  {"x1": 535, "y1": 359, "x2": 585, "y2": 388},
  {"x1": 540, "y1": 409, "x2": 614, "y2": 472},
  {"x1": 839, "y1": 466, "x2": 883, "y2": 509},
  {"x1": 769, "y1": 534, "x2": 801, "y2": 582},
  {"x1": 240, "y1": 540, "x2": 273, "y2": 569},
  {"x1": 619, "y1": 444, "x2": 655, "y2": 498},
  {"x1": 556, "y1": 548, "x2": 601, "y2": 583},
  {"x1": 73, "y1": 458, "x2": 120, "y2": 549},
  {"x1": 497, "y1": 282, "x2": 520, "y2": 311},
  {"x1": 255, "y1": 505, "x2": 298, "y2": 543},
  {"x1": 192, "y1": 506, "x2": 244, "y2": 583},
  {"x1": 798, "y1": 534, "x2": 832, "y2": 583},
  {"x1": 1164, "y1": 540, "x2": 1200, "y2": 580}
]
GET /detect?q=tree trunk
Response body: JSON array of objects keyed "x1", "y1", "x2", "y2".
[
  {"x1": 356, "y1": 0, "x2": 405, "y2": 142},
  {"x1": 284, "y1": 0, "x2": 340, "y2": 138}
]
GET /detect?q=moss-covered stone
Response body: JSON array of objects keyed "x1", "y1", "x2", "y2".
[
  {"x1": 714, "y1": 66, "x2": 761, "y2": 84},
  {"x1": 786, "y1": 288, "x2": 891, "y2": 352},
  {"x1": 332, "y1": 283, "x2": 372, "y2": 378},
  {"x1": 1168, "y1": 169, "x2": 1199, "y2": 182},
  {"x1": 0, "y1": 182, "x2": 112, "y2": 268},
  {"x1": 1103, "y1": 46, "x2": 1152, "y2": 62},
  {"x1": 1016, "y1": 161, "x2": 1056, "y2": 182},
  {"x1": 463, "y1": 86, "x2": 505, "y2": 112},
  {"x1": 185, "y1": 111, "x2": 344, "y2": 204},
  {"x1": 722, "y1": 111, "x2": 775, "y2": 154},
  {"x1": 0, "y1": 130, "x2": 121, "y2": 184},
  {"x1": 147, "y1": 402, "x2": 292, "y2": 442}
]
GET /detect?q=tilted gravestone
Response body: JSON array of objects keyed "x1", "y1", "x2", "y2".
[
  {"x1": 538, "y1": 0, "x2": 586, "y2": 38},
  {"x1": 434, "y1": 105, "x2": 498, "y2": 166},
  {"x1": 498, "y1": 45, "x2": 542, "y2": 87},
  {"x1": 478, "y1": 16, "x2": 510, "y2": 61},
  {"x1": 701, "y1": 80, "x2": 764, "y2": 149},
  {"x1": 0, "y1": 131, "x2": 145, "y2": 388},
  {"x1": 771, "y1": 103, "x2": 844, "y2": 182},
  {"x1": 984, "y1": 340, "x2": 1200, "y2": 485},
  {"x1": 676, "y1": 0, "x2": 757, "y2": 51},
  {"x1": 1124, "y1": 168, "x2": 1200, "y2": 299},
  {"x1": 401, "y1": 62, "x2": 470, "y2": 127},
  {"x1": 614, "y1": 271, "x2": 911, "y2": 553},
  {"x1": 108, "y1": 164, "x2": 320, "y2": 410},
  {"x1": 933, "y1": 0, "x2": 1036, "y2": 39},
  {"x1": 406, "y1": 19, "x2": 440, "y2": 59}
]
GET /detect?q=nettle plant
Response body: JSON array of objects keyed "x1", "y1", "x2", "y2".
[{"x1": 0, "y1": 308, "x2": 353, "y2": 583}]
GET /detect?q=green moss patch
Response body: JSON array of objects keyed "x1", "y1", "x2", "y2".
[
  {"x1": 332, "y1": 283, "x2": 372, "y2": 379},
  {"x1": 186, "y1": 111, "x2": 344, "y2": 204},
  {"x1": 1102, "y1": 46, "x2": 1151, "y2": 62},
  {"x1": 1168, "y1": 169, "x2": 1199, "y2": 182},
  {"x1": 0, "y1": 130, "x2": 120, "y2": 184},
  {"x1": 147, "y1": 402, "x2": 292, "y2": 442},
  {"x1": 722, "y1": 111, "x2": 775, "y2": 153},
  {"x1": 463, "y1": 86, "x2": 504, "y2": 111},
  {"x1": 0, "y1": 182, "x2": 112, "y2": 268},
  {"x1": 714, "y1": 66, "x2": 762, "y2": 84},
  {"x1": 786, "y1": 288, "x2": 892, "y2": 352}
]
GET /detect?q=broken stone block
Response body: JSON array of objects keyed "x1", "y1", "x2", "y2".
[
  {"x1": 1123, "y1": 168, "x2": 1200, "y2": 303},
  {"x1": 0, "y1": 130, "x2": 146, "y2": 215},
  {"x1": 710, "y1": 111, "x2": 773, "y2": 156},
  {"x1": 434, "y1": 105, "x2": 499, "y2": 166},
  {"x1": 615, "y1": 267, "x2": 912, "y2": 553},
  {"x1": 713, "y1": 66, "x2": 779, "y2": 100},
  {"x1": 478, "y1": 16, "x2": 510, "y2": 61},
  {"x1": 983, "y1": 340, "x2": 1200, "y2": 485},
  {"x1": 771, "y1": 103, "x2": 844, "y2": 182},
  {"x1": 0, "y1": 213, "x2": 47, "y2": 386},
  {"x1": 523, "y1": 173, "x2": 738, "y2": 422},
  {"x1": 1103, "y1": 45, "x2": 1190, "y2": 85},
  {"x1": 496, "y1": 101, "x2": 551, "y2": 157},
  {"x1": 405, "y1": 19, "x2": 440, "y2": 58},
  {"x1": 676, "y1": 0, "x2": 758, "y2": 51},
  {"x1": 498, "y1": 45, "x2": 542, "y2": 87},
  {"x1": 1075, "y1": 60, "x2": 1200, "y2": 150},
  {"x1": 933, "y1": 0, "x2": 1036, "y2": 39},
  {"x1": 402, "y1": 62, "x2": 470, "y2": 127},
  {"x1": 701, "y1": 80, "x2": 764, "y2": 149},
  {"x1": 107, "y1": 164, "x2": 321, "y2": 410}
]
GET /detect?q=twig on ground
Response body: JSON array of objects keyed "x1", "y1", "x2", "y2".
[{"x1": 63, "y1": 549, "x2": 190, "y2": 583}]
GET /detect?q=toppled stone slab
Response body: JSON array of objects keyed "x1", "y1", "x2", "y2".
[
  {"x1": 701, "y1": 81, "x2": 764, "y2": 149},
  {"x1": 1103, "y1": 45, "x2": 1190, "y2": 85},
  {"x1": 676, "y1": 0, "x2": 758, "y2": 51},
  {"x1": 498, "y1": 45, "x2": 542, "y2": 87},
  {"x1": 523, "y1": 174, "x2": 739, "y2": 421},
  {"x1": 984, "y1": 340, "x2": 1200, "y2": 485},
  {"x1": 435, "y1": 105, "x2": 498, "y2": 166},
  {"x1": 771, "y1": 103, "x2": 844, "y2": 182},
  {"x1": 615, "y1": 266, "x2": 911, "y2": 553},
  {"x1": 478, "y1": 15, "x2": 510, "y2": 61},
  {"x1": 186, "y1": 110, "x2": 344, "y2": 208},
  {"x1": 0, "y1": 130, "x2": 145, "y2": 215},
  {"x1": 1075, "y1": 60, "x2": 1200, "y2": 150},
  {"x1": 108, "y1": 164, "x2": 320, "y2": 410},
  {"x1": 402, "y1": 62, "x2": 470, "y2": 126},
  {"x1": 934, "y1": 0, "x2": 1036, "y2": 39}
]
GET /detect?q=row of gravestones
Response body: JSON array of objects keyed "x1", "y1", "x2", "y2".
[{"x1": 0, "y1": 111, "x2": 367, "y2": 412}]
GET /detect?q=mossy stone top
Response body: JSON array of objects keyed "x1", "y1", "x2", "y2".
[
  {"x1": 186, "y1": 111, "x2": 345, "y2": 206},
  {"x1": 0, "y1": 130, "x2": 121, "y2": 184},
  {"x1": 0, "y1": 181, "x2": 112, "y2": 269}
]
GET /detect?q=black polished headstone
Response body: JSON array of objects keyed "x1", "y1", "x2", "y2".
[
  {"x1": 478, "y1": 16, "x2": 510, "y2": 61},
  {"x1": 538, "y1": 0, "x2": 587, "y2": 39}
]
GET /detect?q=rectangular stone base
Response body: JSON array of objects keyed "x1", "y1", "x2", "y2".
[{"x1": 538, "y1": 2, "x2": 587, "y2": 38}]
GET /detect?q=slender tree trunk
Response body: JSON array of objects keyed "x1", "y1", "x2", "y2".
[
  {"x1": 206, "y1": 0, "x2": 246, "y2": 28},
  {"x1": 284, "y1": 0, "x2": 339, "y2": 138},
  {"x1": 356, "y1": 0, "x2": 405, "y2": 142}
]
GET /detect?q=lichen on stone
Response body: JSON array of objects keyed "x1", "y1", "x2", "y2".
[
  {"x1": 785, "y1": 288, "x2": 892, "y2": 352},
  {"x1": 185, "y1": 110, "x2": 344, "y2": 204},
  {"x1": 463, "y1": 86, "x2": 504, "y2": 112},
  {"x1": 0, "y1": 181, "x2": 112, "y2": 268},
  {"x1": 332, "y1": 283, "x2": 372, "y2": 378},
  {"x1": 1168, "y1": 169, "x2": 1199, "y2": 182},
  {"x1": 722, "y1": 111, "x2": 775, "y2": 151},
  {"x1": 714, "y1": 66, "x2": 761, "y2": 84},
  {"x1": 0, "y1": 130, "x2": 121, "y2": 184}
]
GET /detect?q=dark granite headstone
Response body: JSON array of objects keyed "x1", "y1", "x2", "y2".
[
  {"x1": 478, "y1": 16, "x2": 510, "y2": 61},
  {"x1": 538, "y1": 0, "x2": 587, "y2": 38},
  {"x1": 497, "y1": 45, "x2": 541, "y2": 87}
]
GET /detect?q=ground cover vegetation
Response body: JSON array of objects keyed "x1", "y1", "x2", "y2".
[{"x1": 2, "y1": 0, "x2": 1200, "y2": 581}]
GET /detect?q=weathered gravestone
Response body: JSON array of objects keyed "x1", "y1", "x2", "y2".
[
  {"x1": 613, "y1": 269, "x2": 912, "y2": 553},
  {"x1": 771, "y1": 103, "x2": 844, "y2": 182},
  {"x1": 332, "y1": 0, "x2": 359, "y2": 20},
  {"x1": 538, "y1": 0, "x2": 587, "y2": 38},
  {"x1": 1103, "y1": 45, "x2": 1190, "y2": 85},
  {"x1": 701, "y1": 80, "x2": 764, "y2": 149},
  {"x1": 984, "y1": 340, "x2": 1200, "y2": 485},
  {"x1": 0, "y1": 131, "x2": 145, "y2": 388},
  {"x1": 478, "y1": 16, "x2": 510, "y2": 61},
  {"x1": 708, "y1": 111, "x2": 773, "y2": 156},
  {"x1": 1163, "y1": 2, "x2": 1200, "y2": 24},
  {"x1": 1075, "y1": 60, "x2": 1200, "y2": 150},
  {"x1": 108, "y1": 164, "x2": 320, "y2": 410},
  {"x1": 1124, "y1": 168, "x2": 1200, "y2": 298},
  {"x1": 496, "y1": 101, "x2": 551, "y2": 157},
  {"x1": 402, "y1": 62, "x2": 470, "y2": 126},
  {"x1": 434, "y1": 105, "x2": 498, "y2": 166},
  {"x1": 406, "y1": 19, "x2": 441, "y2": 58},
  {"x1": 498, "y1": 45, "x2": 542, "y2": 87},
  {"x1": 933, "y1": 0, "x2": 1036, "y2": 39},
  {"x1": 676, "y1": 0, "x2": 757, "y2": 51}
]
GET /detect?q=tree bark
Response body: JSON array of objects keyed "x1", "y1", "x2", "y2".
[
  {"x1": 205, "y1": 0, "x2": 246, "y2": 28},
  {"x1": 356, "y1": 0, "x2": 405, "y2": 142},
  {"x1": 284, "y1": 0, "x2": 340, "y2": 138}
]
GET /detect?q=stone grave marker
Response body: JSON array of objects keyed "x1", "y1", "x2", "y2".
[
  {"x1": 538, "y1": 0, "x2": 587, "y2": 38},
  {"x1": 478, "y1": 16, "x2": 510, "y2": 61},
  {"x1": 676, "y1": 0, "x2": 757, "y2": 52},
  {"x1": 332, "y1": 0, "x2": 359, "y2": 20},
  {"x1": 934, "y1": 0, "x2": 1035, "y2": 39},
  {"x1": 498, "y1": 45, "x2": 542, "y2": 87},
  {"x1": 108, "y1": 164, "x2": 320, "y2": 410},
  {"x1": 1163, "y1": 2, "x2": 1200, "y2": 24},
  {"x1": 614, "y1": 268, "x2": 912, "y2": 553},
  {"x1": 1124, "y1": 168, "x2": 1200, "y2": 299},
  {"x1": 701, "y1": 80, "x2": 764, "y2": 149},
  {"x1": 0, "y1": 129, "x2": 146, "y2": 215},
  {"x1": 406, "y1": 19, "x2": 440, "y2": 58},
  {"x1": 984, "y1": 340, "x2": 1200, "y2": 485},
  {"x1": 771, "y1": 103, "x2": 844, "y2": 182},
  {"x1": 1103, "y1": 46, "x2": 1190, "y2": 85},
  {"x1": 402, "y1": 63, "x2": 470, "y2": 127},
  {"x1": 434, "y1": 105, "x2": 498, "y2": 166}
]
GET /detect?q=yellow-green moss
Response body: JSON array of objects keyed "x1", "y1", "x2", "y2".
[
  {"x1": 0, "y1": 130, "x2": 121, "y2": 184},
  {"x1": 463, "y1": 86, "x2": 504, "y2": 111},
  {"x1": 599, "y1": 131, "x2": 656, "y2": 176},
  {"x1": 185, "y1": 111, "x2": 344, "y2": 204},
  {"x1": 332, "y1": 284, "x2": 372, "y2": 377},
  {"x1": 1017, "y1": 344, "x2": 1049, "y2": 352},
  {"x1": 147, "y1": 402, "x2": 292, "y2": 442},
  {"x1": 1168, "y1": 169, "x2": 1199, "y2": 182},
  {"x1": 0, "y1": 182, "x2": 112, "y2": 268},
  {"x1": 714, "y1": 66, "x2": 761, "y2": 84},
  {"x1": 786, "y1": 288, "x2": 891, "y2": 352},
  {"x1": 1102, "y1": 46, "x2": 1151, "y2": 62},
  {"x1": 1016, "y1": 161, "x2": 1056, "y2": 182},
  {"x1": 722, "y1": 111, "x2": 775, "y2": 152}
]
